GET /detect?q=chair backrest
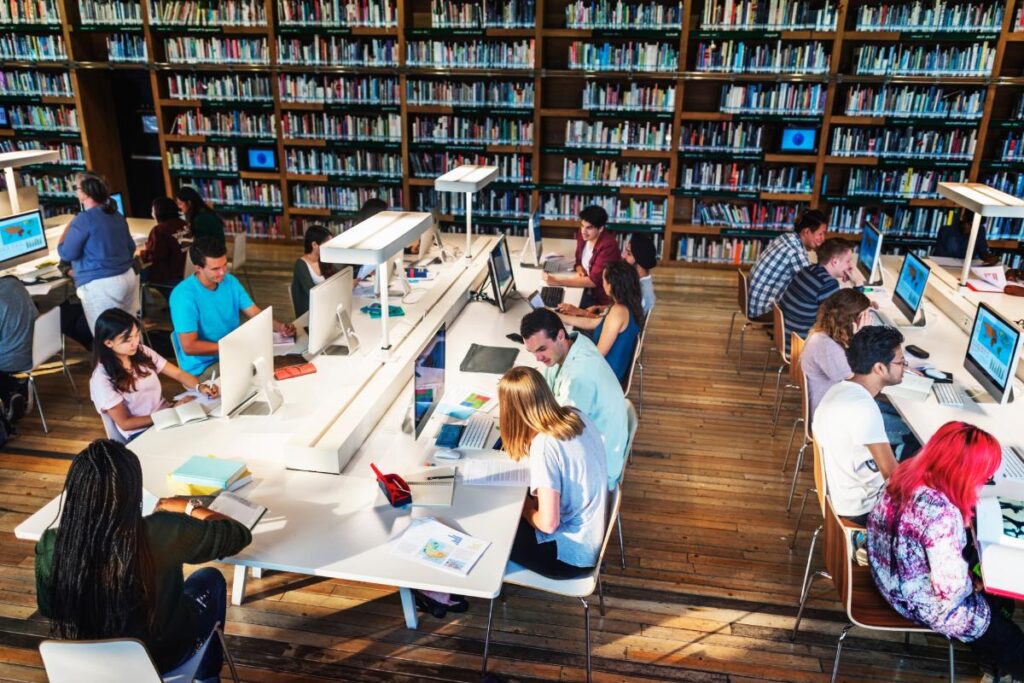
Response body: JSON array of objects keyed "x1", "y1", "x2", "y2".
[
  {"x1": 812, "y1": 439, "x2": 827, "y2": 518},
  {"x1": 773, "y1": 302, "x2": 789, "y2": 364},
  {"x1": 623, "y1": 312, "x2": 650, "y2": 395},
  {"x1": 183, "y1": 248, "x2": 195, "y2": 279},
  {"x1": 788, "y1": 332, "x2": 804, "y2": 385},
  {"x1": 624, "y1": 398, "x2": 638, "y2": 460},
  {"x1": 232, "y1": 232, "x2": 246, "y2": 270},
  {"x1": 39, "y1": 639, "x2": 163, "y2": 683},
  {"x1": 737, "y1": 269, "x2": 749, "y2": 316},
  {"x1": 32, "y1": 307, "x2": 62, "y2": 368},
  {"x1": 286, "y1": 281, "x2": 297, "y2": 320},
  {"x1": 801, "y1": 366, "x2": 812, "y2": 441},
  {"x1": 822, "y1": 496, "x2": 853, "y2": 611},
  {"x1": 99, "y1": 411, "x2": 129, "y2": 444},
  {"x1": 599, "y1": 483, "x2": 624, "y2": 564}
]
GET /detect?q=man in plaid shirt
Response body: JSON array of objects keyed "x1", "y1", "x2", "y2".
[{"x1": 748, "y1": 209, "x2": 829, "y2": 319}]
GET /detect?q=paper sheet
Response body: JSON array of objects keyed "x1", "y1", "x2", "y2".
[
  {"x1": 459, "y1": 459, "x2": 529, "y2": 487},
  {"x1": 390, "y1": 517, "x2": 489, "y2": 576}
]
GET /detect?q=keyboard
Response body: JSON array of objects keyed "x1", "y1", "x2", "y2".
[
  {"x1": 870, "y1": 309, "x2": 895, "y2": 328},
  {"x1": 541, "y1": 286, "x2": 565, "y2": 307},
  {"x1": 933, "y1": 382, "x2": 969, "y2": 408},
  {"x1": 1001, "y1": 446, "x2": 1024, "y2": 481},
  {"x1": 19, "y1": 265, "x2": 60, "y2": 282},
  {"x1": 543, "y1": 259, "x2": 569, "y2": 274},
  {"x1": 459, "y1": 414, "x2": 494, "y2": 449}
]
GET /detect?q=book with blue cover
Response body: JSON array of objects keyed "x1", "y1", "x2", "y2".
[{"x1": 171, "y1": 456, "x2": 247, "y2": 489}]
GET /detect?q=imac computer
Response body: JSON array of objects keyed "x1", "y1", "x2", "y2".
[
  {"x1": 81, "y1": 191, "x2": 124, "y2": 215},
  {"x1": 0, "y1": 210, "x2": 47, "y2": 271},
  {"x1": 964, "y1": 302, "x2": 1023, "y2": 405},
  {"x1": 485, "y1": 234, "x2": 516, "y2": 311},
  {"x1": 416, "y1": 206, "x2": 455, "y2": 265},
  {"x1": 891, "y1": 251, "x2": 931, "y2": 326},
  {"x1": 413, "y1": 323, "x2": 446, "y2": 438},
  {"x1": 307, "y1": 268, "x2": 359, "y2": 356},
  {"x1": 373, "y1": 253, "x2": 411, "y2": 299},
  {"x1": 857, "y1": 222, "x2": 883, "y2": 286},
  {"x1": 520, "y1": 209, "x2": 542, "y2": 267},
  {"x1": 219, "y1": 308, "x2": 283, "y2": 417}
]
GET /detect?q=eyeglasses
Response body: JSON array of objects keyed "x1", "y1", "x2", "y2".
[{"x1": 889, "y1": 358, "x2": 909, "y2": 367}]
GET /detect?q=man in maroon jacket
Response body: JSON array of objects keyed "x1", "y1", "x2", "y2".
[{"x1": 543, "y1": 205, "x2": 621, "y2": 307}]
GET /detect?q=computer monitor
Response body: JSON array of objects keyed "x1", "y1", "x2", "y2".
[
  {"x1": 857, "y1": 222, "x2": 883, "y2": 285},
  {"x1": 307, "y1": 268, "x2": 358, "y2": 356},
  {"x1": 80, "y1": 191, "x2": 123, "y2": 215},
  {"x1": 141, "y1": 114, "x2": 158, "y2": 134},
  {"x1": 486, "y1": 234, "x2": 515, "y2": 312},
  {"x1": 0, "y1": 209, "x2": 47, "y2": 270},
  {"x1": 219, "y1": 308, "x2": 283, "y2": 417},
  {"x1": 892, "y1": 251, "x2": 931, "y2": 325},
  {"x1": 413, "y1": 323, "x2": 446, "y2": 438},
  {"x1": 964, "y1": 302, "x2": 1023, "y2": 405},
  {"x1": 520, "y1": 209, "x2": 541, "y2": 266},
  {"x1": 244, "y1": 146, "x2": 278, "y2": 172},
  {"x1": 779, "y1": 127, "x2": 817, "y2": 153}
]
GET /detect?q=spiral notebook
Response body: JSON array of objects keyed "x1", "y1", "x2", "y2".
[{"x1": 405, "y1": 467, "x2": 456, "y2": 507}]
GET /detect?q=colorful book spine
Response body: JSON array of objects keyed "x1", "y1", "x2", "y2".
[
  {"x1": 148, "y1": 0, "x2": 266, "y2": 25},
  {"x1": 406, "y1": 79, "x2": 534, "y2": 108},
  {"x1": 679, "y1": 162, "x2": 814, "y2": 193},
  {"x1": 562, "y1": 158, "x2": 668, "y2": 187},
  {"x1": 166, "y1": 145, "x2": 239, "y2": 172},
  {"x1": 80, "y1": 0, "x2": 143, "y2": 24},
  {"x1": 845, "y1": 168, "x2": 968, "y2": 198},
  {"x1": 564, "y1": 119, "x2": 671, "y2": 151},
  {"x1": 168, "y1": 74, "x2": 273, "y2": 101},
  {"x1": 828, "y1": 205, "x2": 958, "y2": 238},
  {"x1": 568, "y1": 40, "x2": 678, "y2": 72},
  {"x1": 696, "y1": 40, "x2": 829, "y2": 74},
  {"x1": 223, "y1": 213, "x2": 284, "y2": 238},
  {"x1": 279, "y1": 75, "x2": 400, "y2": 104},
  {"x1": 164, "y1": 37, "x2": 269, "y2": 64},
  {"x1": 853, "y1": 42, "x2": 994, "y2": 77},
  {"x1": 291, "y1": 184, "x2": 402, "y2": 211},
  {"x1": 285, "y1": 149, "x2": 403, "y2": 178},
  {"x1": 406, "y1": 40, "x2": 535, "y2": 69},
  {"x1": 854, "y1": 1, "x2": 1002, "y2": 31},
  {"x1": 107, "y1": 33, "x2": 147, "y2": 62},
  {"x1": 276, "y1": 0, "x2": 398, "y2": 27},
  {"x1": 679, "y1": 121, "x2": 764, "y2": 152},
  {"x1": 411, "y1": 115, "x2": 533, "y2": 145},
  {"x1": 719, "y1": 83, "x2": 825, "y2": 114},
  {"x1": 432, "y1": 0, "x2": 534, "y2": 28},
  {"x1": 0, "y1": 140, "x2": 84, "y2": 165},
  {"x1": 276, "y1": 36, "x2": 398, "y2": 66},
  {"x1": 0, "y1": 69, "x2": 73, "y2": 96},
  {"x1": 414, "y1": 187, "x2": 530, "y2": 217},
  {"x1": 282, "y1": 112, "x2": 402, "y2": 140},
  {"x1": 676, "y1": 236, "x2": 765, "y2": 265},
  {"x1": 565, "y1": 0, "x2": 682, "y2": 28},
  {"x1": 700, "y1": 0, "x2": 836, "y2": 29},
  {"x1": 170, "y1": 110, "x2": 275, "y2": 138},
  {"x1": 410, "y1": 152, "x2": 530, "y2": 182},
  {"x1": 693, "y1": 201, "x2": 802, "y2": 229},
  {"x1": 8, "y1": 104, "x2": 78, "y2": 131},
  {"x1": 582, "y1": 81, "x2": 674, "y2": 111},
  {"x1": 1002, "y1": 134, "x2": 1024, "y2": 161},
  {"x1": 830, "y1": 126, "x2": 977, "y2": 160},
  {"x1": 182, "y1": 179, "x2": 282, "y2": 207},
  {"x1": 542, "y1": 193, "x2": 665, "y2": 223},
  {"x1": 0, "y1": 0, "x2": 61, "y2": 23},
  {"x1": 0, "y1": 34, "x2": 67, "y2": 60},
  {"x1": 843, "y1": 85, "x2": 985, "y2": 118},
  {"x1": 19, "y1": 172, "x2": 76, "y2": 197}
]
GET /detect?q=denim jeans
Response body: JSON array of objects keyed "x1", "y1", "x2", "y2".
[
  {"x1": 875, "y1": 396, "x2": 921, "y2": 461},
  {"x1": 169, "y1": 567, "x2": 227, "y2": 682}
]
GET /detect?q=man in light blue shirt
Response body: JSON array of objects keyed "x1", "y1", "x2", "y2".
[
  {"x1": 170, "y1": 238, "x2": 294, "y2": 379},
  {"x1": 520, "y1": 309, "x2": 629, "y2": 490}
]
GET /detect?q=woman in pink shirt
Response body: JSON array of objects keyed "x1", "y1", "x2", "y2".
[{"x1": 89, "y1": 308, "x2": 217, "y2": 440}]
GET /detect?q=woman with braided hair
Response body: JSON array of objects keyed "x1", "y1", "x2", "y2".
[{"x1": 34, "y1": 440, "x2": 251, "y2": 682}]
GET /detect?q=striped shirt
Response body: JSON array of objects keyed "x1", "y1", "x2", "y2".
[
  {"x1": 747, "y1": 233, "x2": 810, "y2": 318},
  {"x1": 777, "y1": 264, "x2": 839, "y2": 346}
]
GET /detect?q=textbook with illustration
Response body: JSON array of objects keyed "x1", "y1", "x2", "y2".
[
  {"x1": 390, "y1": 517, "x2": 489, "y2": 576},
  {"x1": 151, "y1": 400, "x2": 211, "y2": 430}
]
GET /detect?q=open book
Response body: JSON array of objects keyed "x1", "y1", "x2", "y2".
[
  {"x1": 208, "y1": 491, "x2": 266, "y2": 530},
  {"x1": 151, "y1": 400, "x2": 210, "y2": 430}
]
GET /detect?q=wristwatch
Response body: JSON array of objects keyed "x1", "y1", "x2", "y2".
[{"x1": 184, "y1": 498, "x2": 205, "y2": 518}]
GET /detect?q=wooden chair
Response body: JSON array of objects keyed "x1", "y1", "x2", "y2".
[
  {"x1": 783, "y1": 356, "x2": 812, "y2": 512},
  {"x1": 759, "y1": 305, "x2": 800, "y2": 435},
  {"x1": 725, "y1": 269, "x2": 770, "y2": 373},
  {"x1": 790, "y1": 439, "x2": 827, "y2": 602}
]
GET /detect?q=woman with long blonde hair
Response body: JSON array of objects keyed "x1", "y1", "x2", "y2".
[{"x1": 499, "y1": 366, "x2": 607, "y2": 578}]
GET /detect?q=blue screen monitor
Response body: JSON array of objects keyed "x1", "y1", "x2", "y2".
[
  {"x1": 0, "y1": 209, "x2": 47, "y2": 269},
  {"x1": 413, "y1": 324, "x2": 446, "y2": 438},
  {"x1": 857, "y1": 222, "x2": 883, "y2": 284},
  {"x1": 81, "y1": 191, "x2": 123, "y2": 215},
  {"x1": 965, "y1": 302, "x2": 1023, "y2": 405},
  {"x1": 141, "y1": 114, "x2": 158, "y2": 134},
  {"x1": 892, "y1": 251, "x2": 931, "y2": 324},
  {"x1": 780, "y1": 127, "x2": 817, "y2": 152},
  {"x1": 244, "y1": 147, "x2": 278, "y2": 172},
  {"x1": 487, "y1": 234, "x2": 515, "y2": 312}
]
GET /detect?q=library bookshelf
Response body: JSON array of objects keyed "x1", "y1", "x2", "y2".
[{"x1": 3, "y1": 0, "x2": 1024, "y2": 268}]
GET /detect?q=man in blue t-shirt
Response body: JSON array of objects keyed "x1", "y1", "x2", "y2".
[
  {"x1": 777, "y1": 238, "x2": 854, "y2": 347},
  {"x1": 170, "y1": 238, "x2": 295, "y2": 379}
]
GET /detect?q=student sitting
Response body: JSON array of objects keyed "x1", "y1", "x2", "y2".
[
  {"x1": 90, "y1": 308, "x2": 217, "y2": 440},
  {"x1": 868, "y1": 422, "x2": 1024, "y2": 678},
  {"x1": 291, "y1": 224, "x2": 336, "y2": 317},
  {"x1": 801, "y1": 288, "x2": 872, "y2": 418},
  {"x1": 499, "y1": 367, "x2": 607, "y2": 578},
  {"x1": 624, "y1": 233, "x2": 656, "y2": 314},
  {"x1": 933, "y1": 211, "x2": 1000, "y2": 265},
  {"x1": 777, "y1": 238, "x2": 855, "y2": 345},
  {"x1": 57, "y1": 171, "x2": 139, "y2": 332},
  {"x1": 0, "y1": 276, "x2": 37, "y2": 422},
  {"x1": 35, "y1": 439, "x2": 251, "y2": 682},
  {"x1": 747, "y1": 208, "x2": 828, "y2": 321},
  {"x1": 812, "y1": 326, "x2": 906, "y2": 525},
  {"x1": 140, "y1": 197, "x2": 191, "y2": 289},
  {"x1": 175, "y1": 186, "x2": 225, "y2": 247},
  {"x1": 555, "y1": 261, "x2": 643, "y2": 383},
  {"x1": 542, "y1": 204, "x2": 621, "y2": 308},
  {"x1": 520, "y1": 308, "x2": 628, "y2": 490},
  {"x1": 170, "y1": 238, "x2": 295, "y2": 381}
]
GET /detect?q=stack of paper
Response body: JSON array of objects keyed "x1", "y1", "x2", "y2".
[
  {"x1": 881, "y1": 372, "x2": 934, "y2": 401},
  {"x1": 168, "y1": 456, "x2": 252, "y2": 496},
  {"x1": 390, "y1": 517, "x2": 490, "y2": 576}
]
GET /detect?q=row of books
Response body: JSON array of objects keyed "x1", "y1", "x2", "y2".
[
  {"x1": 569, "y1": 41, "x2": 677, "y2": 72},
  {"x1": 8, "y1": 104, "x2": 78, "y2": 131},
  {"x1": 277, "y1": 36, "x2": 397, "y2": 66},
  {"x1": 693, "y1": 200, "x2": 804, "y2": 230},
  {"x1": 699, "y1": 0, "x2": 836, "y2": 30},
  {"x1": 853, "y1": 43, "x2": 994, "y2": 77},
  {"x1": 564, "y1": 119, "x2": 672, "y2": 151},
  {"x1": 185, "y1": 179, "x2": 283, "y2": 207},
  {"x1": 0, "y1": 139, "x2": 84, "y2": 165},
  {"x1": 224, "y1": 213, "x2": 284, "y2": 238},
  {"x1": 277, "y1": 0, "x2": 397, "y2": 27},
  {"x1": 680, "y1": 121, "x2": 764, "y2": 153},
  {"x1": 719, "y1": 82, "x2": 825, "y2": 115},
  {"x1": 281, "y1": 112, "x2": 401, "y2": 140},
  {"x1": 1013, "y1": 94, "x2": 1024, "y2": 120},
  {"x1": 984, "y1": 171, "x2": 1024, "y2": 204},
  {"x1": 844, "y1": 167, "x2": 968, "y2": 198},
  {"x1": 1001, "y1": 134, "x2": 1024, "y2": 160},
  {"x1": 541, "y1": 193, "x2": 666, "y2": 224},
  {"x1": 0, "y1": 69, "x2": 72, "y2": 97},
  {"x1": 167, "y1": 145, "x2": 239, "y2": 172},
  {"x1": 19, "y1": 172, "x2": 75, "y2": 197},
  {"x1": 285, "y1": 149, "x2": 403, "y2": 177},
  {"x1": 414, "y1": 188, "x2": 530, "y2": 217},
  {"x1": 164, "y1": 37, "x2": 269, "y2": 64},
  {"x1": 411, "y1": 115, "x2": 533, "y2": 145},
  {"x1": 843, "y1": 84, "x2": 985, "y2": 119},
  {"x1": 676, "y1": 236, "x2": 763, "y2": 265},
  {"x1": 0, "y1": 0, "x2": 60, "y2": 24},
  {"x1": 406, "y1": 40, "x2": 534, "y2": 69},
  {"x1": 582, "y1": 81, "x2": 674, "y2": 112},
  {"x1": 409, "y1": 152, "x2": 531, "y2": 182},
  {"x1": 984, "y1": 216, "x2": 1024, "y2": 241},
  {"x1": 0, "y1": 35, "x2": 66, "y2": 61},
  {"x1": 80, "y1": 0, "x2": 143, "y2": 24},
  {"x1": 107, "y1": 34, "x2": 148, "y2": 63},
  {"x1": 170, "y1": 110, "x2": 275, "y2": 138},
  {"x1": 679, "y1": 162, "x2": 814, "y2": 193},
  {"x1": 1016, "y1": 3, "x2": 1024, "y2": 31},
  {"x1": 562, "y1": 158, "x2": 668, "y2": 187},
  {"x1": 853, "y1": 1, "x2": 1003, "y2": 32},
  {"x1": 695, "y1": 40, "x2": 830, "y2": 75},
  {"x1": 291, "y1": 216, "x2": 348, "y2": 238},
  {"x1": 431, "y1": 0, "x2": 534, "y2": 28},
  {"x1": 167, "y1": 74, "x2": 273, "y2": 102},
  {"x1": 292, "y1": 184, "x2": 402, "y2": 210},
  {"x1": 565, "y1": 0, "x2": 682, "y2": 29},
  {"x1": 829, "y1": 126, "x2": 977, "y2": 160},
  {"x1": 280, "y1": 74, "x2": 399, "y2": 104},
  {"x1": 148, "y1": 0, "x2": 266, "y2": 26},
  {"x1": 829, "y1": 205, "x2": 956, "y2": 237},
  {"x1": 406, "y1": 79, "x2": 534, "y2": 108}
]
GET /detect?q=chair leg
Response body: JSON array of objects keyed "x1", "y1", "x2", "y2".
[
  {"x1": 737, "y1": 323, "x2": 748, "y2": 374},
  {"x1": 772, "y1": 382, "x2": 795, "y2": 436},
  {"x1": 579, "y1": 597, "x2": 592, "y2": 683},
  {"x1": 216, "y1": 628, "x2": 241, "y2": 683},
  {"x1": 791, "y1": 525, "x2": 825, "y2": 640},
  {"x1": 830, "y1": 624, "x2": 853, "y2": 683},
  {"x1": 789, "y1": 487, "x2": 815, "y2": 550},
  {"x1": 725, "y1": 311, "x2": 738, "y2": 355},
  {"x1": 786, "y1": 442, "x2": 809, "y2": 511},
  {"x1": 637, "y1": 360, "x2": 644, "y2": 418},
  {"x1": 60, "y1": 337, "x2": 79, "y2": 403},
  {"x1": 597, "y1": 575, "x2": 606, "y2": 617},
  {"x1": 781, "y1": 418, "x2": 804, "y2": 473},
  {"x1": 769, "y1": 366, "x2": 784, "y2": 427},
  {"x1": 28, "y1": 375, "x2": 47, "y2": 434},
  {"x1": 481, "y1": 598, "x2": 495, "y2": 675},
  {"x1": 947, "y1": 638, "x2": 955, "y2": 683},
  {"x1": 757, "y1": 346, "x2": 774, "y2": 394},
  {"x1": 616, "y1": 515, "x2": 625, "y2": 569}
]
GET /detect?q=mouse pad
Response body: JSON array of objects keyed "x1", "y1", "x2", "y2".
[{"x1": 459, "y1": 344, "x2": 520, "y2": 374}]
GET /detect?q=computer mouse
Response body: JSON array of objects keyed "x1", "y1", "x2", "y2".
[
  {"x1": 434, "y1": 448, "x2": 464, "y2": 460},
  {"x1": 923, "y1": 368, "x2": 947, "y2": 381}
]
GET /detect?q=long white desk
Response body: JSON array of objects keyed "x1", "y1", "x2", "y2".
[{"x1": 16, "y1": 235, "x2": 582, "y2": 631}]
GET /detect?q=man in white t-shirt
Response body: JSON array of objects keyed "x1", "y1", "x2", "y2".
[{"x1": 812, "y1": 326, "x2": 906, "y2": 524}]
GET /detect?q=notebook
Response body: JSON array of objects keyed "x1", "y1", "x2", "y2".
[
  {"x1": 405, "y1": 466, "x2": 456, "y2": 508},
  {"x1": 151, "y1": 401, "x2": 210, "y2": 430},
  {"x1": 171, "y1": 456, "x2": 247, "y2": 490},
  {"x1": 208, "y1": 491, "x2": 267, "y2": 529}
]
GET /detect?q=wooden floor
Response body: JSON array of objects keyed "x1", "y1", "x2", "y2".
[{"x1": 0, "y1": 255, "x2": 1007, "y2": 682}]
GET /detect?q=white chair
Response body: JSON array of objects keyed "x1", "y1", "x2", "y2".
[
  {"x1": 25, "y1": 307, "x2": 79, "y2": 433},
  {"x1": 623, "y1": 311, "x2": 651, "y2": 416},
  {"x1": 99, "y1": 411, "x2": 129, "y2": 445},
  {"x1": 230, "y1": 233, "x2": 252, "y2": 292},
  {"x1": 481, "y1": 484, "x2": 625, "y2": 683},
  {"x1": 616, "y1": 399, "x2": 639, "y2": 568}
]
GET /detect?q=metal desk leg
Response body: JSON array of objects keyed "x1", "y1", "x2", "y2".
[
  {"x1": 231, "y1": 565, "x2": 248, "y2": 606},
  {"x1": 399, "y1": 587, "x2": 419, "y2": 629}
]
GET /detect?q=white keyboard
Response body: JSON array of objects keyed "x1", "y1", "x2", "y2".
[
  {"x1": 459, "y1": 414, "x2": 494, "y2": 449},
  {"x1": 870, "y1": 309, "x2": 896, "y2": 328},
  {"x1": 933, "y1": 382, "x2": 969, "y2": 408},
  {"x1": 1001, "y1": 446, "x2": 1024, "y2": 481},
  {"x1": 19, "y1": 265, "x2": 60, "y2": 282}
]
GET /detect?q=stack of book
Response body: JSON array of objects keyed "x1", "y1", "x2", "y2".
[{"x1": 168, "y1": 456, "x2": 252, "y2": 496}]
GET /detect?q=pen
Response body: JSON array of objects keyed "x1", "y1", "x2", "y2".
[
  {"x1": 426, "y1": 474, "x2": 455, "y2": 480},
  {"x1": 206, "y1": 371, "x2": 217, "y2": 389}
]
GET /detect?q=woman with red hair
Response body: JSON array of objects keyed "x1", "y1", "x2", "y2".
[{"x1": 868, "y1": 421, "x2": 1024, "y2": 676}]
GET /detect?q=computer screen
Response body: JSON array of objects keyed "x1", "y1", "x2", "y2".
[
  {"x1": 218, "y1": 308, "x2": 279, "y2": 417},
  {"x1": 141, "y1": 114, "x2": 158, "y2": 134},
  {"x1": 245, "y1": 147, "x2": 278, "y2": 172},
  {"x1": 81, "y1": 191, "x2": 124, "y2": 215},
  {"x1": 892, "y1": 251, "x2": 930, "y2": 324},
  {"x1": 857, "y1": 222, "x2": 883, "y2": 283},
  {"x1": 0, "y1": 210, "x2": 47, "y2": 270},
  {"x1": 413, "y1": 324, "x2": 446, "y2": 438},
  {"x1": 780, "y1": 127, "x2": 817, "y2": 152},
  {"x1": 487, "y1": 234, "x2": 515, "y2": 311},
  {"x1": 307, "y1": 268, "x2": 354, "y2": 356},
  {"x1": 965, "y1": 302, "x2": 1023, "y2": 405},
  {"x1": 529, "y1": 209, "x2": 541, "y2": 261}
]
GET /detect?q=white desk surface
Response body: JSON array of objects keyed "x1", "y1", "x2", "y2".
[{"x1": 434, "y1": 165, "x2": 499, "y2": 194}]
